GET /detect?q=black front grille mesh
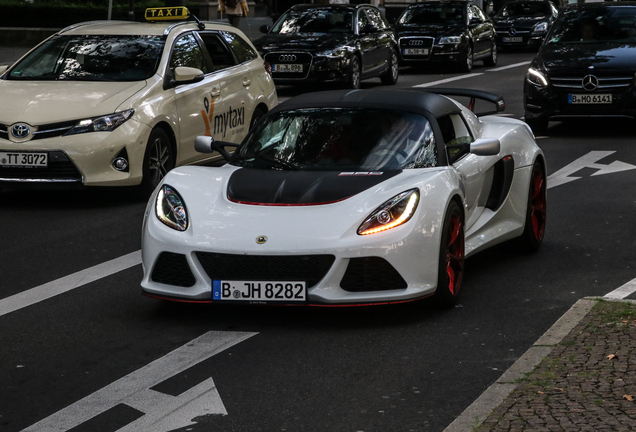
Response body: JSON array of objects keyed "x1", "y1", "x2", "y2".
[
  {"x1": 196, "y1": 252, "x2": 335, "y2": 288},
  {"x1": 340, "y1": 257, "x2": 407, "y2": 292},
  {"x1": 151, "y1": 252, "x2": 196, "y2": 287}
]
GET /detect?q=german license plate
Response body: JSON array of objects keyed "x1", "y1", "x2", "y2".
[
  {"x1": 0, "y1": 152, "x2": 47, "y2": 167},
  {"x1": 403, "y1": 48, "x2": 429, "y2": 55},
  {"x1": 272, "y1": 64, "x2": 303, "y2": 73},
  {"x1": 502, "y1": 37, "x2": 523, "y2": 43},
  {"x1": 212, "y1": 280, "x2": 306, "y2": 302},
  {"x1": 569, "y1": 94, "x2": 612, "y2": 104}
]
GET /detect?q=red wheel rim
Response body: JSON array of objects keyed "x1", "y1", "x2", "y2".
[
  {"x1": 530, "y1": 167, "x2": 547, "y2": 241},
  {"x1": 446, "y1": 215, "x2": 465, "y2": 296}
]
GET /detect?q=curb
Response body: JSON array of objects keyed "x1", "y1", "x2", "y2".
[{"x1": 443, "y1": 297, "x2": 604, "y2": 432}]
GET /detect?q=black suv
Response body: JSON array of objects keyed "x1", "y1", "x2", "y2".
[{"x1": 493, "y1": 0, "x2": 559, "y2": 50}]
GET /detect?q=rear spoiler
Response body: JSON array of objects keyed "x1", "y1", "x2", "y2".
[{"x1": 417, "y1": 88, "x2": 505, "y2": 116}]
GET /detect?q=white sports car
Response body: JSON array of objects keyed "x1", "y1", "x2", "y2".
[{"x1": 141, "y1": 88, "x2": 546, "y2": 307}]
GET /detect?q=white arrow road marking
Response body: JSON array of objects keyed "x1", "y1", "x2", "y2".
[
  {"x1": 547, "y1": 151, "x2": 636, "y2": 189},
  {"x1": 22, "y1": 331, "x2": 257, "y2": 432}
]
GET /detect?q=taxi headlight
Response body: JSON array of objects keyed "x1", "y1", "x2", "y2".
[
  {"x1": 155, "y1": 185, "x2": 188, "y2": 231},
  {"x1": 358, "y1": 189, "x2": 419, "y2": 236},
  {"x1": 65, "y1": 109, "x2": 134, "y2": 135},
  {"x1": 532, "y1": 22, "x2": 548, "y2": 34},
  {"x1": 439, "y1": 36, "x2": 462, "y2": 45},
  {"x1": 527, "y1": 67, "x2": 548, "y2": 87}
]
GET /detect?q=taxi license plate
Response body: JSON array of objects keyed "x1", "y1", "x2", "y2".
[
  {"x1": 403, "y1": 48, "x2": 429, "y2": 55},
  {"x1": 502, "y1": 37, "x2": 523, "y2": 43},
  {"x1": 569, "y1": 94, "x2": 612, "y2": 104},
  {"x1": 213, "y1": 280, "x2": 306, "y2": 302},
  {"x1": 0, "y1": 152, "x2": 47, "y2": 167},
  {"x1": 272, "y1": 64, "x2": 303, "y2": 73}
]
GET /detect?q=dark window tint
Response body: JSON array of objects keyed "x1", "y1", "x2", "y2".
[
  {"x1": 7, "y1": 35, "x2": 164, "y2": 81},
  {"x1": 497, "y1": 1, "x2": 552, "y2": 18},
  {"x1": 272, "y1": 8, "x2": 354, "y2": 34},
  {"x1": 198, "y1": 32, "x2": 236, "y2": 71},
  {"x1": 169, "y1": 33, "x2": 208, "y2": 73},
  {"x1": 365, "y1": 8, "x2": 387, "y2": 29},
  {"x1": 548, "y1": 5, "x2": 636, "y2": 43},
  {"x1": 439, "y1": 114, "x2": 474, "y2": 163},
  {"x1": 398, "y1": 4, "x2": 466, "y2": 26},
  {"x1": 234, "y1": 108, "x2": 438, "y2": 171},
  {"x1": 357, "y1": 9, "x2": 370, "y2": 31},
  {"x1": 221, "y1": 31, "x2": 258, "y2": 63}
]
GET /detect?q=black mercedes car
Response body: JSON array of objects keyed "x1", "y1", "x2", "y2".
[
  {"x1": 253, "y1": 4, "x2": 399, "y2": 89},
  {"x1": 523, "y1": 2, "x2": 636, "y2": 133},
  {"x1": 493, "y1": 0, "x2": 559, "y2": 50},
  {"x1": 395, "y1": 0, "x2": 497, "y2": 72}
]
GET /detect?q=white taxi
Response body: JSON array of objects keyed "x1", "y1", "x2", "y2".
[{"x1": 0, "y1": 7, "x2": 277, "y2": 194}]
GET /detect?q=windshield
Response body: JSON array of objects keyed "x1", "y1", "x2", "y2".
[
  {"x1": 497, "y1": 2, "x2": 550, "y2": 18},
  {"x1": 548, "y1": 6, "x2": 636, "y2": 44},
  {"x1": 271, "y1": 8, "x2": 354, "y2": 34},
  {"x1": 233, "y1": 108, "x2": 438, "y2": 171},
  {"x1": 7, "y1": 35, "x2": 165, "y2": 81},
  {"x1": 398, "y1": 4, "x2": 466, "y2": 26}
]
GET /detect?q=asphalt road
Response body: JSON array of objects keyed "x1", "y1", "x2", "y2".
[{"x1": 2, "y1": 50, "x2": 636, "y2": 432}]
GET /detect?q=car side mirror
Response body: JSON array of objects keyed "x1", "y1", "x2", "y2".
[
  {"x1": 194, "y1": 136, "x2": 240, "y2": 161},
  {"x1": 259, "y1": 24, "x2": 271, "y2": 33},
  {"x1": 470, "y1": 138, "x2": 500, "y2": 156},
  {"x1": 174, "y1": 66, "x2": 204, "y2": 84}
]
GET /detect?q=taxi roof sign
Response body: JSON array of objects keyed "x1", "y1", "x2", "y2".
[{"x1": 145, "y1": 7, "x2": 190, "y2": 21}]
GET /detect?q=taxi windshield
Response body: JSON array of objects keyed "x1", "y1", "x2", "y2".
[
  {"x1": 272, "y1": 9, "x2": 354, "y2": 34},
  {"x1": 233, "y1": 108, "x2": 438, "y2": 171},
  {"x1": 7, "y1": 35, "x2": 165, "y2": 81},
  {"x1": 398, "y1": 4, "x2": 466, "y2": 26}
]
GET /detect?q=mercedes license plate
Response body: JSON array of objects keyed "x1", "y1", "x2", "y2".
[
  {"x1": 0, "y1": 152, "x2": 48, "y2": 167},
  {"x1": 569, "y1": 94, "x2": 612, "y2": 104},
  {"x1": 403, "y1": 48, "x2": 429, "y2": 55},
  {"x1": 272, "y1": 64, "x2": 303, "y2": 73},
  {"x1": 213, "y1": 280, "x2": 306, "y2": 302},
  {"x1": 502, "y1": 37, "x2": 523, "y2": 43}
]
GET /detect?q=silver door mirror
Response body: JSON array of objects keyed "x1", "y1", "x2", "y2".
[{"x1": 470, "y1": 137, "x2": 500, "y2": 156}]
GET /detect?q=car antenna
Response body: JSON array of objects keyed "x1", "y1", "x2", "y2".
[{"x1": 190, "y1": 14, "x2": 205, "y2": 30}]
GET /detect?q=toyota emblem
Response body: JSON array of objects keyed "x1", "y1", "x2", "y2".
[
  {"x1": 409, "y1": 40, "x2": 424, "y2": 46},
  {"x1": 279, "y1": 54, "x2": 297, "y2": 62},
  {"x1": 582, "y1": 74, "x2": 599, "y2": 92},
  {"x1": 11, "y1": 123, "x2": 31, "y2": 139}
]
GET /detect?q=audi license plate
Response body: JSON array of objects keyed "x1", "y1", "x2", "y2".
[
  {"x1": 502, "y1": 37, "x2": 523, "y2": 43},
  {"x1": 213, "y1": 280, "x2": 306, "y2": 302},
  {"x1": 403, "y1": 48, "x2": 429, "y2": 55},
  {"x1": 272, "y1": 64, "x2": 303, "y2": 73},
  {"x1": 569, "y1": 94, "x2": 612, "y2": 104},
  {"x1": 0, "y1": 152, "x2": 47, "y2": 167}
]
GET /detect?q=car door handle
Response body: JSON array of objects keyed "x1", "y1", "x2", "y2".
[
  {"x1": 211, "y1": 87, "x2": 221, "y2": 97},
  {"x1": 242, "y1": 78, "x2": 251, "y2": 87}
]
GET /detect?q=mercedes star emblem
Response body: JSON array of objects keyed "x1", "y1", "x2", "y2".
[{"x1": 582, "y1": 74, "x2": 599, "y2": 92}]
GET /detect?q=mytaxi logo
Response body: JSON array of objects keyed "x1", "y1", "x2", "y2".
[
  {"x1": 201, "y1": 96, "x2": 215, "y2": 137},
  {"x1": 201, "y1": 95, "x2": 245, "y2": 139}
]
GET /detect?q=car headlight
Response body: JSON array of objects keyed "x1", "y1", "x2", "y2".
[
  {"x1": 316, "y1": 48, "x2": 347, "y2": 58},
  {"x1": 532, "y1": 22, "x2": 548, "y2": 34},
  {"x1": 65, "y1": 109, "x2": 134, "y2": 135},
  {"x1": 155, "y1": 185, "x2": 188, "y2": 231},
  {"x1": 358, "y1": 189, "x2": 419, "y2": 236},
  {"x1": 527, "y1": 67, "x2": 548, "y2": 87},
  {"x1": 439, "y1": 36, "x2": 462, "y2": 45}
]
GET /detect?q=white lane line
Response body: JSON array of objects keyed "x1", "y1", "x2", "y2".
[
  {"x1": 486, "y1": 61, "x2": 531, "y2": 72},
  {"x1": 0, "y1": 250, "x2": 141, "y2": 317},
  {"x1": 604, "y1": 278, "x2": 636, "y2": 299},
  {"x1": 414, "y1": 73, "x2": 484, "y2": 87}
]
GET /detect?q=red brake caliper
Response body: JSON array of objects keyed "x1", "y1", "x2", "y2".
[
  {"x1": 446, "y1": 216, "x2": 465, "y2": 295},
  {"x1": 530, "y1": 170, "x2": 546, "y2": 240}
]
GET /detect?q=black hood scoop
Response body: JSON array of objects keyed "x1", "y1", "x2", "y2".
[{"x1": 227, "y1": 168, "x2": 401, "y2": 205}]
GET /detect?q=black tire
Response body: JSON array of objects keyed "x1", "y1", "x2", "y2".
[
  {"x1": 380, "y1": 49, "x2": 399, "y2": 85},
  {"x1": 525, "y1": 117, "x2": 549, "y2": 135},
  {"x1": 139, "y1": 128, "x2": 175, "y2": 197},
  {"x1": 250, "y1": 107, "x2": 266, "y2": 130},
  {"x1": 460, "y1": 44, "x2": 473, "y2": 73},
  {"x1": 516, "y1": 160, "x2": 547, "y2": 252},
  {"x1": 348, "y1": 55, "x2": 361, "y2": 89},
  {"x1": 434, "y1": 200, "x2": 465, "y2": 308},
  {"x1": 484, "y1": 41, "x2": 497, "y2": 67}
]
